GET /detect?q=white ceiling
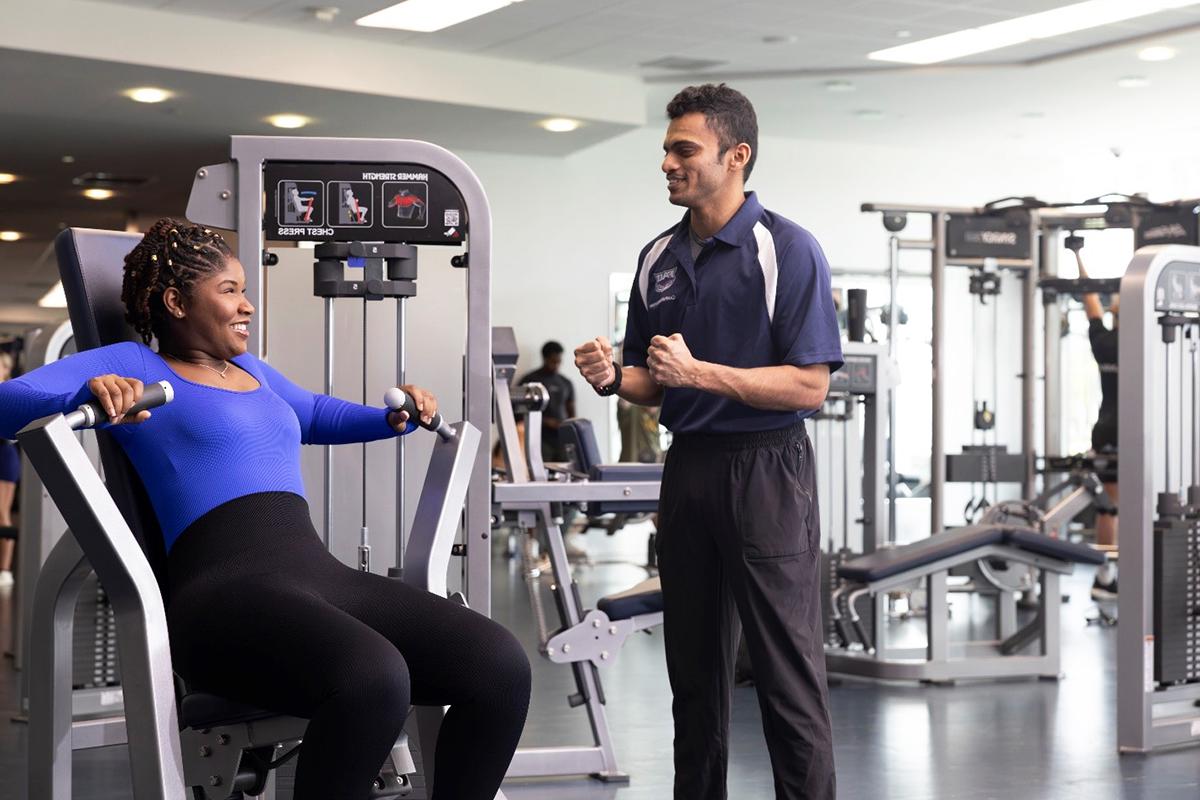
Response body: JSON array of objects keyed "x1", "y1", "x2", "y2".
[
  {"x1": 94, "y1": 0, "x2": 1200, "y2": 73},
  {"x1": 2, "y1": 0, "x2": 1200, "y2": 330}
]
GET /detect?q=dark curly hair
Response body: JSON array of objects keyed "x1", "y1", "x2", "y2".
[
  {"x1": 121, "y1": 218, "x2": 233, "y2": 345},
  {"x1": 666, "y1": 83, "x2": 758, "y2": 180}
]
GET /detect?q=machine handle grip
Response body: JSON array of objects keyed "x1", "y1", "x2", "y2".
[
  {"x1": 384, "y1": 387, "x2": 455, "y2": 441},
  {"x1": 71, "y1": 380, "x2": 175, "y2": 430}
]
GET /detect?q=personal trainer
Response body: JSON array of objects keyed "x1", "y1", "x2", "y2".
[
  {"x1": 0, "y1": 220, "x2": 531, "y2": 800},
  {"x1": 575, "y1": 84, "x2": 841, "y2": 800},
  {"x1": 1070, "y1": 236, "x2": 1119, "y2": 599}
]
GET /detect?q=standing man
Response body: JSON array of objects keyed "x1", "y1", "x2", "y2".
[
  {"x1": 519, "y1": 340, "x2": 576, "y2": 462},
  {"x1": 576, "y1": 84, "x2": 841, "y2": 799}
]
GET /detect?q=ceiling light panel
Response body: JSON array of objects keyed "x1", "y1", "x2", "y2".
[
  {"x1": 125, "y1": 86, "x2": 172, "y2": 103},
  {"x1": 357, "y1": 0, "x2": 514, "y2": 33},
  {"x1": 869, "y1": 0, "x2": 1200, "y2": 64},
  {"x1": 267, "y1": 114, "x2": 311, "y2": 129},
  {"x1": 0, "y1": 173, "x2": 15, "y2": 184}
]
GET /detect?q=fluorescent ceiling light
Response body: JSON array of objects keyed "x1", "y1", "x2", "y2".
[
  {"x1": 0, "y1": 173, "x2": 15, "y2": 184},
  {"x1": 869, "y1": 0, "x2": 1200, "y2": 64},
  {"x1": 83, "y1": 188, "x2": 114, "y2": 200},
  {"x1": 539, "y1": 118, "x2": 581, "y2": 133},
  {"x1": 1139, "y1": 45, "x2": 1177, "y2": 61},
  {"x1": 124, "y1": 86, "x2": 172, "y2": 103},
  {"x1": 357, "y1": 0, "x2": 514, "y2": 32},
  {"x1": 38, "y1": 281, "x2": 67, "y2": 308},
  {"x1": 267, "y1": 113, "x2": 311, "y2": 129},
  {"x1": 0, "y1": 231, "x2": 21, "y2": 242}
]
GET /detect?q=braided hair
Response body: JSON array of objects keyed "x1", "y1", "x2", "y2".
[{"x1": 121, "y1": 218, "x2": 233, "y2": 345}]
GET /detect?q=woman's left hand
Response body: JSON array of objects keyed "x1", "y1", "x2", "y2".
[{"x1": 387, "y1": 384, "x2": 439, "y2": 432}]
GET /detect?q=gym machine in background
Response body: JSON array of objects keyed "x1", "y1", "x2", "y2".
[{"x1": 1117, "y1": 244, "x2": 1200, "y2": 753}]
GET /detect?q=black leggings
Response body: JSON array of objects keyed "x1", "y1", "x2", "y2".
[{"x1": 166, "y1": 492, "x2": 531, "y2": 800}]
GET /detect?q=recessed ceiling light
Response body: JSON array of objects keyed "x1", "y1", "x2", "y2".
[
  {"x1": 267, "y1": 114, "x2": 311, "y2": 129},
  {"x1": 1138, "y1": 45, "x2": 1177, "y2": 61},
  {"x1": 124, "y1": 86, "x2": 173, "y2": 104},
  {"x1": 310, "y1": 5, "x2": 340, "y2": 22},
  {"x1": 38, "y1": 281, "x2": 67, "y2": 309},
  {"x1": 824, "y1": 80, "x2": 855, "y2": 92},
  {"x1": 61, "y1": 155, "x2": 75, "y2": 164},
  {"x1": 869, "y1": 0, "x2": 1200, "y2": 64},
  {"x1": 1116, "y1": 75, "x2": 1150, "y2": 88},
  {"x1": 896, "y1": 30, "x2": 912, "y2": 39},
  {"x1": 0, "y1": 231, "x2": 21, "y2": 242},
  {"x1": 762, "y1": 34, "x2": 797, "y2": 44},
  {"x1": 539, "y1": 118, "x2": 581, "y2": 133},
  {"x1": 83, "y1": 188, "x2": 114, "y2": 200},
  {"x1": 855, "y1": 109, "x2": 885, "y2": 120},
  {"x1": 357, "y1": 0, "x2": 513, "y2": 32},
  {"x1": 0, "y1": 173, "x2": 15, "y2": 184}
]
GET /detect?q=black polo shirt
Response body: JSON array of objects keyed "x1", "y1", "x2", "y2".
[{"x1": 622, "y1": 192, "x2": 843, "y2": 434}]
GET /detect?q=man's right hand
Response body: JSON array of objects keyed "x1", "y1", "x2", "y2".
[
  {"x1": 87, "y1": 375, "x2": 151, "y2": 425},
  {"x1": 575, "y1": 337, "x2": 616, "y2": 390}
]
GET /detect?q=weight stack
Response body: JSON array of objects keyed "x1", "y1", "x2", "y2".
[
  {"x1": 72, "y1": 574, "x2": 120, "y2": 690},
  {"x1": 1153, "y1": 516, "x2": 1200, "y2": 685}
]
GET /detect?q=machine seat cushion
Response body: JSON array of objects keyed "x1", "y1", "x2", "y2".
[
  {"x1": 838, "y1": 526, "x2": 1006, "y2": 584},
  {"x1": 597, "y1": 576, "x2": 663, "y2": 620},
  {"x1": 179, "y1": 691, "x2": 282, "y2": 730},
  {"x1": 1004, "y1": 529, "x2": 1107, "y2": 565}
]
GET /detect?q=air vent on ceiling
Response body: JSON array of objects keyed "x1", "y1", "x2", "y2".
[
  {"x1": 71, "y1": 172, "x2": 155, "y2": 189},
  {"x1": 639, "y1": 56, "x2": 728, "y2": 71}
]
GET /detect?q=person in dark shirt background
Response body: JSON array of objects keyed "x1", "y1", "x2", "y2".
[
  {"x1": 519, "y1": 340, "x2": 576, "y2": 462},
  {"x1": 1072, "y1": 238, "x2": 1119, "y2": 599}
]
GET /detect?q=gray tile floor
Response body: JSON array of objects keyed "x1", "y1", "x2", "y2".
[{"x1": 3, "y1": 525, "x2": 1200, "y2": 799}]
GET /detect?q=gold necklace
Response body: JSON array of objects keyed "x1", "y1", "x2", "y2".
[{"x1": 163, "y1": 353, "x2": 230, "y2": 379}]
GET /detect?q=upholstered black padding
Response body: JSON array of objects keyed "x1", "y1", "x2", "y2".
[
  {"x1": 838, "y1": 526, "x2": 1106, "y2": 584},
  {"x1": 1005, "y1": 529, "x2": 1106, "y2": 566},
  {"x1": 597, "y1": 577, "x2": 664, "y2": 620},
  {"x1": 179, "y1": 691, "x2": 281, "y2": 730},
  {"x1": 559, "y1": 418, "x2": 663, "y2": 513},
  {"x1": 54, "y1": 228, "x2": 282, "y2": 734},
  {"x1": 54, "y1": 228, "x2": 170, "y2": 596},
  {"x1": 837, "y1": 526, "x2": 1006, "y2": 584}
]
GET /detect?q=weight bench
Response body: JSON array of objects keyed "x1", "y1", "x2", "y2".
[
  {"x1": 826, "y1": 524, "x2": 1105, "y2": 682},
  {"x1": 25, "y1": 228, "x2": 480, "y2": 799},
  {"x1": 538, "y1": 419, "x2": 665, "y2": 668}
]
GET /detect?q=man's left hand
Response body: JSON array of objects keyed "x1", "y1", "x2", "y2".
[{"x1": 647, "y1": 333, "x2": 703, "y2": 388}]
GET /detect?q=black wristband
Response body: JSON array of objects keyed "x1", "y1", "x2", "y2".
[{"x1": 595, "y1": 363, "x2": 623, "y2": 396}]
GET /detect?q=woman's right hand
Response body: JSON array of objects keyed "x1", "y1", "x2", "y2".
[{"x1": 87, "y1": 375, "x2": 152, "y2": 425}]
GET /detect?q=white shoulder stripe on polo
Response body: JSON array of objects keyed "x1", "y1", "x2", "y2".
[
  {"x1": 638, "y1": 233, "x2": 673, "y2": 308},
  {"x1": 753, "y1": 221, "x2": 778, "y2": 323}
]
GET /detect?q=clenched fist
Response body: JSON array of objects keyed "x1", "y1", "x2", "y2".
[
  {"x1": 574, "y1": 336, "x2": 616, "y2": 389},
  {"x1": 647, "y1": 333, "x2": 701, "y2": 388}
]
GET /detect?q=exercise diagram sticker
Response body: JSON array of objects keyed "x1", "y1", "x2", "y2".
[
  {"x1": 278, "y1": 180, "x2": 324, "y2": 227},
  {"x1": 329, "y1": 181, "x2": 372, "y2": 227},
  {"x1": 383, "y1": 181, "x2": 429, "y2": 229}
]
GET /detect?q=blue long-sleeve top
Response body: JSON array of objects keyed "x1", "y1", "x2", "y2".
[{"x1": 0, "y1": 341, "x2": 412, "y2": 550}]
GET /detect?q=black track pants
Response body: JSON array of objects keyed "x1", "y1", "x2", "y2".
[
  {"x1": 657, "y1": 423, "x2": 836, "y2": 800},
  {"x1": 166, "y1": 492, "x2": 531, "y2": 800}
]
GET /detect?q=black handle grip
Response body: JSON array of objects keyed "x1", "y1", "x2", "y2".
[{"x1": 75, "y1": 380, "x2": 174, "y2": 428}]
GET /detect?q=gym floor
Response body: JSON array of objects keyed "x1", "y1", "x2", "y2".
[{"x1": 2, "y1": 524, "x2": 1199, "y2": 800}]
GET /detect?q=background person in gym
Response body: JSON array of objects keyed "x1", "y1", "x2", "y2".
[
  {"x1": 1070, "y1": 236, "x2": 1119, "y2": 599},
  {"x1": 0, "y1": 351, "x2": 18, "y2": 588},
  {"x1": 575, "y1": 83, "x2": 841, "y2": 800},
  {"x1": 518, "y1": 339, "x2": 576, "y2": 462},
  {"x1": 0, "y1": 220, "x2": 531, "y2": 800}
]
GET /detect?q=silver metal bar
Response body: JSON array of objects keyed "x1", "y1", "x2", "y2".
[
  {"x1": 931, "y1": 212, "x2": 947, "y2": 535},
  {"x1": 324, "y1": 296, "x2": 334, "y2": 549},
  {"x1": 492, "y1": 481, "x2": 662, "y2": 506},
  {"x1": 396, "y1": 298, "x2": 407, "y2": 570},
  {"x1": 862, "y1": 202, "x2": 980, "y2": 215},
  {"x1": 1023, "y1": 222, "x2": 1038, "y2": 500},
  {"x1": 899, "y1": 239, "x2": 935, "y2": 251},
  {"x1": 1192, "y1": 336, "x2": 1199, "y2": 486},
  {"x1": 20, "y1": 415, "x2": 186, "y2": 799},
  {"x1": 69, "y1": 716, "x2": 129, "y2": 751},
  {"x1": 887, "y1": 236, "x2": 900, "y2": 544},
  {"x1": 1042, "y1": 235, "x2": 1063, "y2": 461}
]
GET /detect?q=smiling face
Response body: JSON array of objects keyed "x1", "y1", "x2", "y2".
[
  {"x1": 662, "y1": 112, "x2": 747, "y2": 211},
  {"x1": 164, "y1": 257, "x2": 255, "y2": 360}
]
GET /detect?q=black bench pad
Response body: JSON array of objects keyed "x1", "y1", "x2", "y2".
[
  {"x1": 1005, "y1": 529, "x2": 1106, "y2": 566},
  {"x1": 180, "y1": 692, "x2": 282, "y2": 730},
  {"x1": 597, "y1": 577, "x2": 663, "y2": 620}
]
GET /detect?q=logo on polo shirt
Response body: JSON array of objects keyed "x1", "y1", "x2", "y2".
[{"x1": 649, "y1": 266, "x2": 678, "y2": 309}]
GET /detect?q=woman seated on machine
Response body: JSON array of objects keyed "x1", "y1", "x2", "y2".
[{"x1": 0, "y1": 219, "x2": 531, "y2": 800}]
